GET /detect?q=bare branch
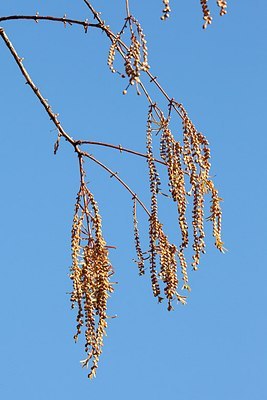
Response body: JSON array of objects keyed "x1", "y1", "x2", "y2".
[
  {"x1": 0, "y1": 27, "x2": 75, "y2": 146},
  {"x1": 80, "y1": 150, "x2": 150, "y2": 216},
  {"x1": 0, "y1": 15, "x2": 99, "y2": 31},
  {"x1": 77, "y1": 140, "x2": 166, "y2": 166}
]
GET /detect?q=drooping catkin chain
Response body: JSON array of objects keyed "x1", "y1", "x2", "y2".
[
  {"x1": 130, "y1": 16, "x2": 149, "y2": 71},
  {"x1": 160, "y1": 126, "x2": 189, "y2": 251},
  {"x1": 107, "y1": 15, "x2": 149, "y2": 94},
  {"x1": 200, "y1": 0, "x2": 213, "y2": 29},
  {"x1": 159, "y1": 122, "x2": 190, "y2": 287},
  {"x1": 140, "y1": 103, "x2": 224, "y2": 295},
  {"x1": 192, "y1": 183, "x2": 206, "y2": 270},
  {"x1": 200, "y1": 0, "x2": 227, "y2": 28},
  {"x1": 161, "y1": 0, "x2": 171, "y2": 20},
  {"x1": 70, "y1": 178, "x2": 114, "y2": 379},
  {"x1": 147, "y1": 106, "x2": 162, "y2": 299},
  {"x1": 146, "y1": 106, "x2": 187, "y2": 307},
  {"x1": 206, "y1": 180, "x2": 224, "y2": 252},
  {"x1": 217, "y1": 0, "x2": 227, "y2": 16},
  {"x1": 178, "y1": 103, "x2": 224, "y2": 256},
  {"x1": 158, "y1": 231, "x2": 179, "y2": 310},
  {"x1": 70, "y1": 200, "x2": 84, "y2": 338},
  {"x1": 133, "y1": 197, "x2": 145, "y2": 275}
]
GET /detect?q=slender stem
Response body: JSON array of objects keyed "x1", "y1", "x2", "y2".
[
  {"x1": 125, "y1": 0, "x2": 131, "y2": 18},
  {"x1": 83, "y1": 0, "x2": 103, "y2": 25},
  {"x1": 78, "y1": 154, "x2": 93, "y2": 237},
  {"x1": 81, "y1": 151, "x2": 150, "y2": 216},
  {"x1": 139, "y1": 80, "x2": 154, "y2": 105},
  {"x1": 0, "y1": 27, "x2": 76, "y2": 146},
  {"x1": 77, "y1": 140, "x2": 166, "y2": 166},
  {"x1": 0, "y1": 15, "x2": 99, "y2": 31}
]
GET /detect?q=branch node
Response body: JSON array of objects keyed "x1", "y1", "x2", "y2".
[
  {"x1": 149, "y1": 76, "x2": 157, "y2": 83},
  {"x1": 54, "y1": 131, "x2": 62, "y2": 155},
  {"x1": 84, "y1": 19, "x2": 89, "y2": 33}
]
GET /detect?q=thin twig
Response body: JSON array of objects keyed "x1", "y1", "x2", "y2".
[
  {"x1": 0, "y1": 15, "x2": 99, "y2": 31},
  {"x1": 125, "y1": 0, "x2": 131, "y2": 18},
  {"x1": 77, "y1": 154, "x2": 93, "y2": 237},
  {"x1": 80, "y1": 151, "x2": 150, "y2": 216},
  {"x1": 83, "y1": 0, "x2": 103, "y2": 25},
  {"x1": 77, "y1": 140, "x2": 166, "y2": 166},
  {"x1": 0, "y1": 27, "x2": 76, "y2": 146}
]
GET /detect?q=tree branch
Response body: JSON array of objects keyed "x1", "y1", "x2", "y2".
[
  {"x1": 0, "y1": 27, "x2": 150, "y2": 217},
  {"x1": 80, "y1": 151, "x2": 150, "y2": 216},
  {"x1": 77, "y1": 140, "x2": 166, "y2": 166},
  {"x1": 0, "y1": 27, "x2": 76, "y2": 146},
  {"x1": 0, "y1": 9, "x2": 187, "y2": 121},
  {"x1": 0, "y1": 15, "x2": 99, "y2": 32}
]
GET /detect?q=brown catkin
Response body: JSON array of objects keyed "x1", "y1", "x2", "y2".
[
  {"x1": 133, "y1": 198, "x2": 145, "y2": 275},
  {"x1": 200, "y1": 0, "x2": 213, "y2": 29},
  {"x1": 158, "y1": 230, "x2": 178, "y2": 310},
  {"x1": 199, "y1": 0, "x2": 227, "y2": 28},
  {"x1": 206, "y1": 180, "x2": 224, "y2": 252},
  {"x1": 146, "y1": 105, "x2": 188, "y2": 306},
  {"x1": 161, "y1": 0, "x2": 171, "y2": 20},
  {"x1": 160, "y1": 127, "x2": 189, "y2": 250},
  {"x1": 130, "y1": 16, "x2": 150, "y2": 71},
  {"x1": 107, "y1": 40, "x2": 117, "y2": 73},
  {"x1": 217, "y1": 0, "x2": 227, "y2": 16},
  {"x1": 192, "y1": 183, "x2": 206, "y2": 270},
  {"x1": 147, "y1": 107, "x2": 161, "y2": 298}
]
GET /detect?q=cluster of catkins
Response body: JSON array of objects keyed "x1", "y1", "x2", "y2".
[
  {"x1": 107, "y1": 15, "x2": 149, "y2": 95},
  {"x1": 200, "y1": 0, "x2": 228, "y2": 28},
  {"x1": 132, "y1": 104, "x2": 223, "y2": 312},
  {"x1": 70, "y1": 179, "x2": 115, "y2": 379},
  {"x1": 160, "y1": 1, "x2": 227, "y2": 27}
]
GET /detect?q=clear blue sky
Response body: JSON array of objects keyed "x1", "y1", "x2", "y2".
[{"x1": 0, "y1": 1, "x2": 266, "y2": 399}]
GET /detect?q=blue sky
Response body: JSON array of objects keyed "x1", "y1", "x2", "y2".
[{"x1": 0, "y1": 1, "x2": 266, "y2": 399}]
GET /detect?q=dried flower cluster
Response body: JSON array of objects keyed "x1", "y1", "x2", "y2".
[
  {"x1": 159, "y1": 0, "x2": 227, "y2": 25},
  {"x1": 161, "y1": 0, "x2": 171, "y2": 20},
  {"x1": 200, "y1": 0, "x2": 227, "y2": 28},
  {"x1": 133, "y1": 198, "x2": 145, "y2": 276},
  {"x1": 131, "y1": 103, "x2": 224, "y2": 309},
  {"x1": 77, "y1": 4, "x2": 224, "y2": 376},
  {"x1": 217, "y1": 0, "x2": 227, "y2": 16},
  {"x1": 107, "y1": 15, "x2": 149, "y2": 95},
  {"x1": 70, "y1": 158, "x2": 115, "y2": 379}
]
